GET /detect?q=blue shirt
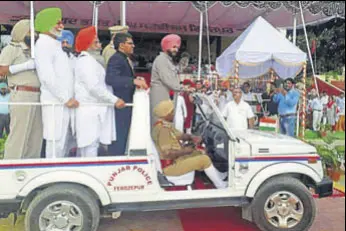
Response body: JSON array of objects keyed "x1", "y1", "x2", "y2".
[
  {"x1": 273, "y1": 89, "x2": 300, "y2": 116},
  {"x1": 0, "y1": 93, "x2": 10, "y2": 114},
  {"x1": 337, "y1": 97, "x2": 345, "y2": 114}
]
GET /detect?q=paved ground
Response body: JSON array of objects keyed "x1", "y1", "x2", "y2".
[
  {"x1": 97, "y1": 198, "x2": 345, "y2": 231},
  {"x1": 0, "y1": 198, "x2": 344, "y2": 231}
]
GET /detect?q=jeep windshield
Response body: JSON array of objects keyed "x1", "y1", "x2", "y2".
[{"x1": 193, "y1": 93, "x2": 237, "y2": 142}]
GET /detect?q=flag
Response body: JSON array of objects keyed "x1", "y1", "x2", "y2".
[{"x1": 311, "y1": 39, "x2": 316, "y2": 55}]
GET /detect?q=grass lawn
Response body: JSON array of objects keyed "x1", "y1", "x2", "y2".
[{"x1": 0, "y1": 214, "x2": 24, "y2": 231}]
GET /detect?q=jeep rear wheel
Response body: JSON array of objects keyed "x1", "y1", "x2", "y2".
[
  {"x1": 25, "y1": 184, "x2": 100, "y2": 231},
  {"x1": 252, "y1": 176, "x2": 316, "y2": 231}
]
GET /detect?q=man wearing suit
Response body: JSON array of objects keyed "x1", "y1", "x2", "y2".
[{"x1": 105, "y1": 33, "x2": 148, "y2": 156}]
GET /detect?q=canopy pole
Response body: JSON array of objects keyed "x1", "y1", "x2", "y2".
[
  {"x1": 270, "y1": 68, "x2": 274, "y2": 82},
  {"x1": 300, "y1": 63, "x2": 307, "y2": 139},
  {"x1": 299, "y1": 1, "x2": 319, "y2": 97},
  {"x1": 30, "y1": 1, "x2": 35, "y2": 58},
  {"x1": 197, "y1": 11, "x2": 203, "y2": 80},
  {"x1": 293, "y1": 14, "x2": 297, "y2": 46},
  {"x1": 204, "y1": 1, "x2": 211, "y2": 68},
  {"x1": 120, "y1": 1, "x2": 126, "y2": 26},
  {"x1": 92, "y1": 2, "x2": 96, "y2": 26},
  {"x1": 95, "y1": 4, "x2": 99, "y2": 32},
  {"x1": 234, "y1": 60, "x2": 239, "y2": 85}
]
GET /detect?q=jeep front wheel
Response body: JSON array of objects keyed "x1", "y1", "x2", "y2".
[
  {"x1": 25, "y1": 184, "x2": 100, "y2": 231},
  {"x1": 252, "y1": 176, "x2": 316, "y2": 231}
]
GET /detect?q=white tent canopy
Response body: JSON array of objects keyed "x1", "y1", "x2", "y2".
[{"x1": 216, "y1": 16, "x2": 307, "y2": 79}]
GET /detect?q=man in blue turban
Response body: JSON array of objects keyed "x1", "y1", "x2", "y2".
[
  {"x1": 58, "y1": 30, "x2": 74, "y2": 47},
  {"x1": 57, "y1": 30, "x2": 75, "y2": 57}
]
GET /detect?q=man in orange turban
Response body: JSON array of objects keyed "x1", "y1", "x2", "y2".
[
  {"x1": 150, "y1": 34, "x2": 184, "y2": 127},
  {"x1": 74, "y1": 26, "x2": 126, "y2": 157}
]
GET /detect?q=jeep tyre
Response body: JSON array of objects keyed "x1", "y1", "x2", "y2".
[
  {"x1": 252, "y1": 176, "x2": 316, "y2": 231},
  {"x1": 25, "y1": 184, "x2": 100, "y2": 231}
]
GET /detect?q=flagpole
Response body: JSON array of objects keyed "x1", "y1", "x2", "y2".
[{"x1": 315, "y1": 42, "x2": 317, "y2": 74}]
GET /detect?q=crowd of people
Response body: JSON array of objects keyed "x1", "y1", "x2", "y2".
[{"x1": 308, "y1": 90, "x2": 345, "y2": 132}]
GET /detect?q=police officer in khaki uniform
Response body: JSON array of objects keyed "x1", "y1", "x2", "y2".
[
  {"x1": 102, "y1": 25, "x2": 129, "y2": 66},
  {"x1": 0, "y1": 19, "x2": 43, "y2": 159},
  {"x1": 152, "y1": 100, "x2": 228, "y2": 189}
]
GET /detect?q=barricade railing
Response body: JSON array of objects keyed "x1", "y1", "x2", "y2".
[{"x1": 0, "y1": 101, "x2": 133, "y2": 159}]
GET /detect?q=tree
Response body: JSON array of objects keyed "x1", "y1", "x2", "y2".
[{"x1": 289, "y1": 18, "x2": 345, "y2": 75}]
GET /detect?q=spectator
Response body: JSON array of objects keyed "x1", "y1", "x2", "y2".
[
  {"x1": 242, "y1": 82, "x2": 254, "y2": 102},
  {"x1": 0, "y1": 82, "x2": 10, "y2": 138},
  {"x1": 182, "y1": 80, "x2": 194, "y2": 134},
  {"x1": 273, "y1": 78, "x2": 300, "y2": 137},
  {"x1": 222, "y1": 87, "x2": 255, "y2": 130},
  {"x1": 261, "y1": 82, "x2": 278, "y2": 116},
  {"x1": 321, "y1": 91, "x2": 329, "y2": 125},
  {"x1": 326, "y1": 96, "x2": 338, "y2": 133},
  {"x1": 310, "y1": 94, "x2": 323, "y2": 131},
  {"x1": 336, "y1": 92, "x2": 345, "y2": 131}
]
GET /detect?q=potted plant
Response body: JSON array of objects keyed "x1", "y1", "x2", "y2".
[
  {"x1": 319, "y1": 124, "x2": 328, "y2": 137},
  {"x1": 316, "y1": 144, "x2": 342, "y2": 182}
]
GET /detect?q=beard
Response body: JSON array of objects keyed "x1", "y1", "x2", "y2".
[
  {"x1": 88, "y1": 49, "x2": 106, "y2": 68},
  {"x1": 49, "y1": 28, "x2": 62, "y2": 38},
  {"x1": 167, "y1": 50, "x2": 178, "y2": 58}
]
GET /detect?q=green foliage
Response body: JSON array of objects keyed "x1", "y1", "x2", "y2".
[
  {"x1": 293, "y1": 18, "x2": 345, "y2": 74},
  {"x1": 0, "y1": 138, "x2": 5, "y2": 160},
  {"x1": 304, "y1": 130, "x2": 320, "y2": 139},
  {"x1": 331, "y1": 132, "x2": 346, "y2": 140},
  {"x1": 315, "y1": 144, "x2": 339, "y2": 169}
]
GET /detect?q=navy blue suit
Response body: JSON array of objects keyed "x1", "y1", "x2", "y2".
[{"x1": 105, "y1": 51, "x2": 135, "y2": 156}]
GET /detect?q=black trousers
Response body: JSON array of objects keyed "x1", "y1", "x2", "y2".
[
  {"x1": 0, "y1": 114, "x2": 10, "y2": 139},
  {"x1": 106, "y1": 107, "x2": 133, "y2": 156}
]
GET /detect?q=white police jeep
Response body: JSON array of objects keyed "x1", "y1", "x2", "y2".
[{"x1": 0, "y1": 92, "x2": 333, "y2": 231}]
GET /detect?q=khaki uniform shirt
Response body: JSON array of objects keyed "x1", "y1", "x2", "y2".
[
  {"x1": 0, "y1": 43, "x2": 40, "y2": 88},
  {"x1": 152, "y1": 119, "x2": 183, "y2": 160},
  {"x1": 102, "y1": 43, "x2": 116, "y2": 66}
]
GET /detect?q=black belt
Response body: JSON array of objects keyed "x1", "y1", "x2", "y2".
[
  {"x1": 280, "y1": 113, "x2": 296, "y2": 118},
  {"x1": 313, "y1": 110, "x2": 322, "y2": 112}
]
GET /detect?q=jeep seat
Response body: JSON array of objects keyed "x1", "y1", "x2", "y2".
[{"x1": 151, "y1": 141, "x2": 195, "y2": 186}]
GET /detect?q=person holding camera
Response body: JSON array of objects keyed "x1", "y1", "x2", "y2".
[{"x1": 273, "y1": 78, "x2": 300, "y2": 137}]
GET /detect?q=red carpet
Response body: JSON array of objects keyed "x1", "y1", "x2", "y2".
[
  {"x1": 178, "y1": 207, "x2": 259, "y2": 231},
  {"x1": 178, "y1": 187, "x2": 344, "y2": 231},
  {"x1": 177, "y1": 175, "x2": 344, "y2": 231}
]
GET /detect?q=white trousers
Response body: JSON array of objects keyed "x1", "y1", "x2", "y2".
[
  {"x1": 46, "y1": 123, "x2": 74, "y2": 158},
  {"x1": 79, "y1": 140, "x2": 99, "y2": 158},
  {"x1": 313, "y1": 111, "x2": 323, "y2": 131}
]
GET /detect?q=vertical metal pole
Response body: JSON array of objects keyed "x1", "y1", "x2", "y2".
[
  {"x1": 92, "y1": 2, "x2": 96, "y2": 26},
  {"x1": 95, "y1": 5, "x2": 99, "y2": 32},
  {"x1": 53, "y1": 104, "x2": 56, "y2": 158},
  {"x1": 299, "y1": 1, "x2": 319, "y2": 97},
  {"x1": 301, "y1": 63, "x2": 307, "y2": 139},
  {"x1": 293, "y1": 14, "x2": 297, "y2": 46},
  {"x1": 204, "y1": 1, "x2": 211, "y2": 68},
  {"x1": 30, "y1": 1, "x2": 35, "y2": 58},
  {"x1": 197, "y1": 11, "x2": 203, "y2": 80},
  {"x1": 120, "y1": 1, "x2": 126, "y2": 26}
]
